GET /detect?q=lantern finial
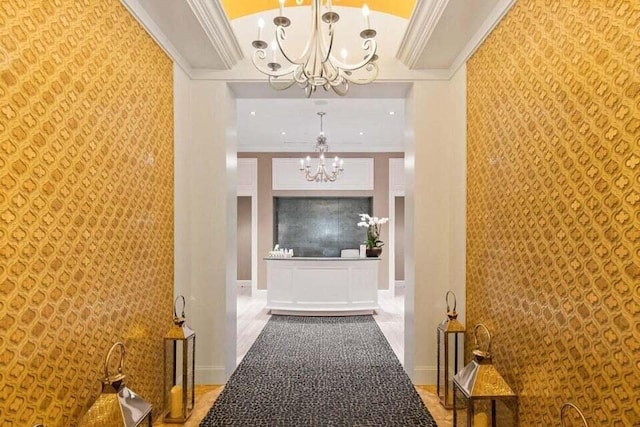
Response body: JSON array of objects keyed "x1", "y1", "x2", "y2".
[
  {"x1": 79, "y1": 342, "x2": 152, "y2": 426},
  {"x1": 452, "y1": 324, "x2": 516, "y2": 427},
  {"x1": 102, "y1": 341, "x2": 126, "y2": 390},
  {"x1": 446, "y1": 290, "x2": 458, "y2": 319},
  {"x1": 174, "y1": 295, "x2": 186, "y2": 326},
  {"x1": 472, "y1": 323, "x2": 492, "y2": 362}
]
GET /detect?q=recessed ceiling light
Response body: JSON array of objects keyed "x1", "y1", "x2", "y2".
[
  {"x1": 250, "y1": 111, "x2": 256, "y2": 116},
  {"x1": 281, "y1": 131, "x2": 286, "y2": 135},
  {"x1": 359, "y1": 131, "x2": 364, "y2": 136},
  {"x1": 389, "y1": 111, "x2": 395, "y2": 115}
]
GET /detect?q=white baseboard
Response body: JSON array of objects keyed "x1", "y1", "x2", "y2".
[
  {"x1": 195, "y1": 365, "x2": 227, "y2": 384},
  {"x1": 237, "y1": 280, "x2": 251, "y2": 288},
  {"x1": 252, "y1": 288, "x2": 267, "y2": 297},
  {"x1": 395, "y1": 280, "x2": 405, "y2": 288},
  {"x1": 412, "y1": 365, "x2": 437, "y2": 385}
]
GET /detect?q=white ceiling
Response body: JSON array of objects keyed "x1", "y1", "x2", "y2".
[
  {"x1": 416, "y1": 0, "x2": 502, "y2": 69},
  {"x1": 136, "y1": 0, "x2": 225, "y2": 69},
  {"x1": 123, "y1": 0, "x2": 514, "y2": 77},
  {"x1": 237, "y1": 98, "x2": 405, "y2": 152}
]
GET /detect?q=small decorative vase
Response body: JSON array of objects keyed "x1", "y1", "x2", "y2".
[{"x1": 366, "y1": 247, "x2": 382, "y2": 257}]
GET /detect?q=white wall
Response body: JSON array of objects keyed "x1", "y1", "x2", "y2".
[
  {"x1": 174, "y1": 64, "x2": 191, "y2": 301},
  {"x1": 174, "y1": 60, "x2": 466, "y2": 386},
  {"x1": 404, "y1": 64, "x2": 467, "y2": 384},
  {"x1": 174, "y1": 64, "x2": 238, "y2": 383}
]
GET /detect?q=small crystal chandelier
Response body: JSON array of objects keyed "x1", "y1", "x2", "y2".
[
  {"x1": 251, "y1": 0, "x2": 379, "y2": 97},
  {"x1": 300, "y1": 112, "x2": 344, "y2": 182}
]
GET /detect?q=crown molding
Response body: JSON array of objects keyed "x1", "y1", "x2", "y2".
[
  {"x1": 120, "y1": 0, "x2": 194, "y2": 78},
  {"x1": 447, "y1": 0, "x2": 516, "y2": 78},
  {"x1": 238, "y1": 145, "x2": 405, "y2": 153},
  {"x1": 186, "y1": 0, "x2": 244, "y2": 69},
  {"x1": 396, "y1": 0, "x2": 450, "y2": 69},
  {"x1": 396, "y1": 0, "x2": 516, "y2": 80}
]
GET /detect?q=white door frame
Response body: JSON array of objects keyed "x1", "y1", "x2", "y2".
[
  {"x1": 388, "y1": 158, "x2": 405, "y2": 296},
  {"x1": 237, "y1": 158, "x2": 258, "y2": 295}
]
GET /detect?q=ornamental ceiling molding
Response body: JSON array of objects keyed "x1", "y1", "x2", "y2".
[
  {"x1": 186, "y1": 0, "x2": 244, "y2": 68},
  {"x1": 120, "y1": 0, "x2": 195, "y2": 76},
  {"x1": 396, "y1": 0, "x2": 450, "y2": 69},
  {"x1": 396, "y1": 0, "x2": 517, "y2": 78},
  {"x1": 447, "y1": 0, "x2": 517, "y2": 76},
  {"x1": 119, "y1": 0, "x2": 244, "y2": 78},
  {"x1": 122, "y1": 0, "x2": 516, "y2": 82}
]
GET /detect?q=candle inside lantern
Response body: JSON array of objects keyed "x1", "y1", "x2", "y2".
[
  {"x1": 170, "y1": 385, "x2": 183, "y2": 418},
  {"x1": 278, "y1": 0, "x2": 285, "y2": 16},
  {"x1": 473, "y1": 412, "x2": 488, "y2": 427}
]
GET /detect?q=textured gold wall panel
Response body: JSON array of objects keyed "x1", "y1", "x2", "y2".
[
  {"x1": 0, "y1": 1, "x2": 174, "y2": 425},
  {"x1": 466, "y1": 1, "x2": 639, "y2": 426}
]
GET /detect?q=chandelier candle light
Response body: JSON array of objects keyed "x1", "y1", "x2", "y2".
[
  {"x1": 300, "y1": 112, "x2": 344, "y2": 182},
  {"x1": 251, "y1": 0, "x2": 379, "y2": 97}
]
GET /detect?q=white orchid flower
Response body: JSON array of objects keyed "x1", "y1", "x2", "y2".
[{"x1": 357, "y1": 222, "x2": 368, "y2": 227}]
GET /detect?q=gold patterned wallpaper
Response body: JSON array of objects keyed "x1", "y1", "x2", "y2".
[
  {"x1": 466, "y1": 0, "x2": 639, "y2": 426},
  {"x1": 0, "y1": 1, "x2": 174, "y2": 425}
]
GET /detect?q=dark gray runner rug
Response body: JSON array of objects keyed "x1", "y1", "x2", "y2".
[{"x1": 200, "y1": 315, "x2": 437, "y2": 427}]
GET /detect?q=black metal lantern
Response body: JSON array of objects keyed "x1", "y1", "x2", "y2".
[
  {"x1": 453, "y1": 324, "x2": 517, "y2": 427},
  {"x1": 561, "y1": 403, "x2": 589, "y2": 427},
  {"x1": 163, "y1": 296, "x2": 196, "y2": 423},
  {"x1": 79, "y1": 342, "x2": 152, "y2": 427},
  {"x1": 437, "y1": 290, "x2": 465, "y2": 408}
]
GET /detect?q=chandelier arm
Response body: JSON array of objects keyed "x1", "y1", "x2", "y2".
[
  {"x1": 251, "y1": 0, "x2": 378, "y2": 95},
  {"x1": 251, "y1": 50, "x2": 302, "y2": 78},
  {"x1": 335, "y1": 38, "x2": 378, "y2": 72},
  {"x1": 340, "y1": 63, "x2": 379, "y2": 85},
  {"x1": 320, "y1": 23, "x2": 336, "y2": 64},
  {"x1": 293, "y1": 67, "x2": 312, "y2": 86},
  {"x1": 275, "y1": 25, "x2": 310, "y2": 66},
  {"x1": 305, "y1": 85, "x2": 314, "y2": 98},
  {"x1": 323, "y1": 59, "x2": 341, "y2": 84},
  {"x1": 307, "y1": 29, "x2": 327, "y2": 87},
  {"x1": 330, "y1": 80, "x2": 349, "y2": 96},
  {"x1": 267, "y1": 76, "x2": 298, "y2": 91}
]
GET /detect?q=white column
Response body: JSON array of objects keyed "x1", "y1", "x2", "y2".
[
  {"x1": 404, "y1": 65, "x2": 467, "y2": 384},
  {"x1": 174, "y1": 64, "x2": 192, "y2": 301},
  {"x1": 175, "y1": 66, "x2": 237, "y2": 383}
]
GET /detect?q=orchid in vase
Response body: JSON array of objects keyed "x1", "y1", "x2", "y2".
[{"x1": 357, "y1": 214, "x2": 389, "y2": 251}]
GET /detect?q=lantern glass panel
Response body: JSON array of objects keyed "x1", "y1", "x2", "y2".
[
  {"x1": 453, "y1": 387, "x2": 517, "y2": 427},
  {"x1": 163, "y1": 334, "x2": 196, "y2": 422},
  {"x1": 452, "y1": 385, "x2": 469, "y2": 427},
  {"x1": 437, "y1": 330, "x2": 460, "y2": 407},
  {"x1": 185, "y1": 337, "x2": 195, "y2": 412}
]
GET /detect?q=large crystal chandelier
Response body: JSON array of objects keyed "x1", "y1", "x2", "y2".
[
  {"x1": 251, "y1": 0, "x2": 379, "y2": 97},
  {"x1": 300, "y1": 112, "x2": 344, "y2": 182}
]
